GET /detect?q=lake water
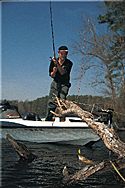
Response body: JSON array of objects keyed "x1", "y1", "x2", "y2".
[{"x1": 1, "y1": 131, "x2": 125, "y2": 188}]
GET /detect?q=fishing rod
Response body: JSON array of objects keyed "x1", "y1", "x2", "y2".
[{"x1": 49, "y1": 1, "x2": 56, "y2": 59}]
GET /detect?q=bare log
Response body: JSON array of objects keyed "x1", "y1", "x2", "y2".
[
  {"x1": 54, "y1": 99, "x2": 125, "y2": 184},
  {"x1": 63, "y1": 162, "x2": 104, "y2": 184},
  {"x1": 53, "y1": 99, "x2": 125, "y2": 158},
  {"x1": 6, "y1": 134, "x2": 36, "y2": 162},
  {"x1": 63, "y1": 158, "x2": 125, "y2": 184}
]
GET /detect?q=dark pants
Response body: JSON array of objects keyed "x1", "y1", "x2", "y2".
[{"x1": 45, "y1": 80, "x2": 70, "y2": 121}]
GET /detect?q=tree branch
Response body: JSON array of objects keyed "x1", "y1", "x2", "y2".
[
  {"x1": 54, "y1": 99, "x2": 125, "y2": 157},
  {"x1": 63, "y1": 158, "x2": 125, "y2": 184}
]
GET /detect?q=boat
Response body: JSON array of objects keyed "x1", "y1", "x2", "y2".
[
  {"x1": 0, "y1": 116, "x2": 100, "y2": 145},
  {"x1": 1, "y1": 101, "x2": 113, "y2": 145}
]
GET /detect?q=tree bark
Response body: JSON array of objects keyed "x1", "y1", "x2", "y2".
[
  {"x1": 6, "y1": 134, "x2": 36, "y2": 162},
  {"x1": 54, "y1": 98, "x2": 125, "y2": 157},
  {"x1": 63, "y1": 158, "x2": 125, "y2": 184},
  {"x1": 52, "y1": 98, "x2": 125, "y2": 183}
]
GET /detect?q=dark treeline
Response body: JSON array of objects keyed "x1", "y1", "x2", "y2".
[
  {"x1": 8, "y1": 96, "x2": 48, "y2": 118},
  {"x1": 6, "y1": 95, "x2": 125, "y2": 122}
]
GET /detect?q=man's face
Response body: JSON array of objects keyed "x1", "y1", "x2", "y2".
[{"x1": 58, "y1": 50, "x2": 68, "y2": 60}]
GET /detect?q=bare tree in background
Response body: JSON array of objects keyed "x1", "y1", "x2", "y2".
[{"x1": 73, "y1": 17, "x2": 125, "y2": 113}]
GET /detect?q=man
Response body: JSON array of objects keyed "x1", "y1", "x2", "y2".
[{"x1": 45, "y1": 46, "x2": 73, "y2": 121}]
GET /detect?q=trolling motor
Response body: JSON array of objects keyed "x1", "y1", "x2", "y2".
[
  {"x1": 93, "y1": 107, "x2": 114, "y2": 128},
  {"x1": 100, "y1": 108, "x2": 114, "y2": 128}
]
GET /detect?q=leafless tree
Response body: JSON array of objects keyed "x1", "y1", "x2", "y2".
[{"x1": 73, "y1": 17, "x2": 125, "y2": 112}]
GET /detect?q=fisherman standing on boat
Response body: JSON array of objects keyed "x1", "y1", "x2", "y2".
[{"x1": 45, "y1": 46, "x2": 73, "y2": 121}]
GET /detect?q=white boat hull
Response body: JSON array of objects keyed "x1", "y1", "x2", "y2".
[{"x1": 0, "y1": 117, "x2": 100, "y2": 145}]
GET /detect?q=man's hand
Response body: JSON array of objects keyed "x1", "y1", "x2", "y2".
[
  {"x1": 50, "y1": 66, "x2": 57, "y2": 78},
  {"x1": 52, "y1": 57, "x2": 58, "y2": 65},
  {"x1": 53, "y1": 67, "x2": 57, "y2": 73},
  {"x1": 52, "y1": 57, "x2": 66, "y2": 75}
]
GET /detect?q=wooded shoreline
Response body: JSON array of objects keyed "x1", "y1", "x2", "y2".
[{"x1": 2, "y1": 95, "x2": 125, "y2": 124}]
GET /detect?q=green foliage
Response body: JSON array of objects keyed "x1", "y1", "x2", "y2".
[
  {"x1": 98, "y1": 1, "x2": 125, "y2": 101},
  {"x1": 98, "y1": 1, "x2": 125, "y2": 32}
]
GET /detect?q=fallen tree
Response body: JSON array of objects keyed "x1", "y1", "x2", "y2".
[
  {"x1": 51, "y1": 98, "x2": 125, "y2": 184},
  {"x1": 5, "y1": 98, "x2": 125, "y2": 184},
  {"x1": 52, "y1": 98, "x2": 125, "y2": 157}
]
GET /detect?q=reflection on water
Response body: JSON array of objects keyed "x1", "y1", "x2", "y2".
[{"x1": 1, "y1": 137, "x2": 125, "y2": 188}]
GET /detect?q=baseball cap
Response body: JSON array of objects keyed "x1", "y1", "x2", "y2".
[{"x1": 58, "y1": 46, "x2": 68, "y2": 51}]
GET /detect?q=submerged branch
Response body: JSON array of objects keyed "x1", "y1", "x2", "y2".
[
  {"x1": 6, "y1": 134, "x2": 36, "y2": 162},
  {"x1": 63, "y1": 158, "x2": 125, "y2": 184}
]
